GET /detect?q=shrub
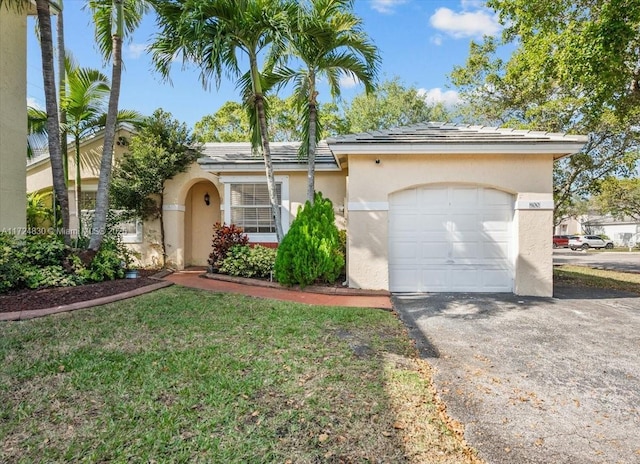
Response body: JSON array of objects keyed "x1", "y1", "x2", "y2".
[
  {"x1": 219, "y1": 245, "x2": 277, "y2": 278},
  {"x1": 86, "y1": 237, "x2": 128, "y2": 282},
  {"x1": 22, "y1": 265, "x2": 83, "y2": 289},
  {"x1": 274, "y1": 192, "x2": 344, "y2": 287},
  {"x1": 21, "y1": 234, "x2": 67, "y2": 266},
  {"x1": 0, "y1": 233, "x2": 23, "y2": 293},
  {"x1": 208, "y1": 223, "x2": 248, "y2": 271}
]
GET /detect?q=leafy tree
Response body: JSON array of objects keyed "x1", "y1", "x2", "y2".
[
  {"x1": 487, "y1": 0, "x2": 640, "y2": 124},
  {"x1": 151, "y1": 0, "x2": 298, "y2": 242},
  {"x1": 270, "y1": 0, "x2": 380, "y2": 202},
  {"x1": 274, "y1": 192, "x2": 344, "y2": 287},
  {"x1": 194, "y1": 102, "x2": 251, "y2": 143},
  {"x1": 88, "y1": 0, "x2": 150, "y2": 252},
  {"x1": 449, "y1": 3, "x2": 640, "y2": 225},
  {"x1": 594, "y1": 178, "x2": 640, "y2": 221},
  {"x1": 110, "y1": 109, "x2": 199, "y2": 264},
  {"x1": 343, "y1": 77, "x2": 449, "y2": 133},
  {"x1": 194, "y1": 97, "x2": 344, "y2": 144}
]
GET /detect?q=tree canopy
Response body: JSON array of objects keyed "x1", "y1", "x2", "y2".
[{"x1": 450, "y1": 0, "x2": 640, "y2": 225}]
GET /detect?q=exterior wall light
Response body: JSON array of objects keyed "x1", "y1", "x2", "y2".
[{"x1": 204, "y1": 192, "x2": 210, "y2": 206}]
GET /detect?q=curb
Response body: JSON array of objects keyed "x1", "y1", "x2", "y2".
[
  {"x1": 201, "y1": 272, "x2": 391, "y2": 297},
  {"x1": 0, "y1": 280, "x2": 174, "y2": 322}
]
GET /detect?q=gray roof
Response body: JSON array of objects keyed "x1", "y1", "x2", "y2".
[
  {"x1": 326, "y1": 122, "x2": 588, "y2": 159},
  {"x1": 197, "y1": 141, "x2": 340, "y2": 172},
  {"x1": 327, "y1": 122, "x2": 588, "y2": 145}
]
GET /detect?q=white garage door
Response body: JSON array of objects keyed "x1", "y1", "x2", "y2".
[{"x1": 389, "y1": 185, "x2": 514, "y2": 292}]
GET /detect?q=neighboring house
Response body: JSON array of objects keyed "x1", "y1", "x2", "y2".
[
  {"x1": 0, "y1": 5, "x2": 31, "y2": 231},
  {"x1": 26, "y1": 124, "x2": 163, "y2": 267},
  {"x1": 26, "y1": 122, "x2": 587, "y2": 297},
  {"x1": 575, "y1": 214, "x2": 639, "y2": 247}
]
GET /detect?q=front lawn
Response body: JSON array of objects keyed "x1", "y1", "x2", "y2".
[
  {"x1": 0, "y1": 287, "x2": 478, "y2": 463},
  {"x1": 554, "y1": 265, "x2": 640, "y2": 294}
]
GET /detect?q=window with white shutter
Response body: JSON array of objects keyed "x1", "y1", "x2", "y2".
[
  {"x1": 230, "y1": 183, "x2": 282, "y2": 233},
  {"x1": 221, "y1": 176, "x2": 290, "y2": 242}
]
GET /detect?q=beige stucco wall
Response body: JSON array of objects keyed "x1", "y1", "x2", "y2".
[
  {"x1": 346, "y1": 153, "x2": 555, "y2": 297},
  {"x1": 0, "y1": 8, "x2": 27, "y2": 231},
  {"x1": 163, "y1": 163, "x2": 347, "y2": 269}
]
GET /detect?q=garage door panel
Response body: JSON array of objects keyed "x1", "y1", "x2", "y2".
[
  {"x1": 389, "y1": 240, "x2": 419, "y2": 261},
  {"x1": 421, "y1": 242, "x2": 450, "y2": 259},
  {"x1": 419, "y1": 188, "x2": 449, "y2": 205},
  {"x1": 451, "y1": 187, "x2": 479, "y2": 206},
  {"x1": 452, "y1": 214, "x2": 481, "y2": 232},
  {"x1": 484, "y1": 188, "x2": 513, "y2": 206},
  {"x1": 389, "y1": 185, "x2": 514, "y2": 293},
  {"x1": 452, "y1": 241, "x2": 480, "y2": 259},
  {"x1": 483, "y1": 241, "x2": 510, "y2": 259}
]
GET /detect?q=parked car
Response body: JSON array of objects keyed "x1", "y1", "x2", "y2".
[
  {"x1": 569, "y1": 235, "x2": 614, "y2": 250},
  {"x1": 553, "y1": 235, "x2": 571, "y2": 248}
]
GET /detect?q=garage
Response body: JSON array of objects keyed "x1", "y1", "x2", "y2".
[{"x1": 388, "y1": 185, "x2": 514, "y2": 292}]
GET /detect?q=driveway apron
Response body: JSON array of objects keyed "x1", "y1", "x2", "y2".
[{"x1": 392, "y1": 286, "x2": 640, "y2": 464}]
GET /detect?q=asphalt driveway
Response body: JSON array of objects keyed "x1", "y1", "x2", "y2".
[{"x1": 392, "y1": 285, "x2": 640, "y2": 464}]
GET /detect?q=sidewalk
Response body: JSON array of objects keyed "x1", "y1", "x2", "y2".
[{"x1": 164, "y1": 271, "x2": 393, "y2": 310}]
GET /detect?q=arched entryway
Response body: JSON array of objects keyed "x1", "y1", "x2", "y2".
[{"x1": 184, "y1": 181, "x2": 220, "y2": 266}]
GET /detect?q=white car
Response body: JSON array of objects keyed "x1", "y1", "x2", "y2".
[{"x1": 569, "y1": 235, "x2": 614, "y2": 250}]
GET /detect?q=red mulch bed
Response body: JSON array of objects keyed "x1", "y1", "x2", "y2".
[{"x1": 0, "y1": 270, "x2": 161, "y2": 314}]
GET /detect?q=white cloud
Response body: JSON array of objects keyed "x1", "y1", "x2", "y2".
[
  {"x1": 419, "y1": 87, "x2": 462, "y2": 107},
  {"x1": 370, "y1": 0, "x2": 408, "y2": 14},
  {"x1": 27, "y1": 97, "x2": 44, "y2": 110},
  {"x1": 126, "y1": 43, "x2": 147, "y2": 59},
  {"x1": 429, "y1": 7, "x2": 500, "y2": 39},
  {"x1": 340, "y1": 74, "x2": 360, "y2": 89},
  {"x1": 430, "y1": 35, "x2": 443, "y2": 46}
]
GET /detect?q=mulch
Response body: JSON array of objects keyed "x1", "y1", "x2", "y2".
[{"x1": 0, "y1": 270, "x2": 160, "y2": 313}]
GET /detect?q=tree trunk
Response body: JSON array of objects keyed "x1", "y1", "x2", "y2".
[
  {"x1": 74, "y1": 136, "x2": 82, "y2": 236},
  {"x1": 249, "y1": 54, "x2": 283, "y2": 242},
  {"x1": 89, "y1": 0, "x2": 123, "y2": 251},
  {"x1": 57, "y1": 0, "x2": 68, "y2": 188},
  {"x1": 255, "y1": 93, "x2": 284, "y2": 242},
  {"x1": 36, "y1": 0, "x2": 70, "y2": 243},
  {"x1": 306, "y1": 100, "x2": 318, "y2": 204}
]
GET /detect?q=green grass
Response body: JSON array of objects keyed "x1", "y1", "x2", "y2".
[
  {"x1": 554, "y1": 265, "x2": 640, "y2": 294},
  {"x1": 0, "y1": 287, "x2": 478, "y2": 464}
]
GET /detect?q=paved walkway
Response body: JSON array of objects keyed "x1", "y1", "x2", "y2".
[{"x1": 164, "y1": 271, "x2": 393, "y2": 309}]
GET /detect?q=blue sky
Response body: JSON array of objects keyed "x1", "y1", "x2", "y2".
[{"x1": 27, "y1": 0, "x2": 505, "y2": 130}]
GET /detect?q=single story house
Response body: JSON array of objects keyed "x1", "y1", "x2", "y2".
[
  {"x1": 558, "y1": 215, "x2": 640, "y2": 247},
  {"x1": 27, "y1": 122, "x2": 587, "y2": 297}
]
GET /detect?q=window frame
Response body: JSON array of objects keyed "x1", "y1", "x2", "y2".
[{"x1": 220, "y1": 175, "x2": 290, "y2": 243}]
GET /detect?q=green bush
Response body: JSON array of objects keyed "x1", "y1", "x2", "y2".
[
  {"x1": 22, "y1": 265, "x2": 83, "y2": 289},
  {"x1": 219, "y1": 245, "x2": 277, "y2": 278},
  {"x1": 21, "y1": 234, "x2": 67, "y2": 266},
  {"x1": 86, "y1": 237, "x2": 128, "y2": 282},
  {"x1": 274, "y1": 192, "x2": 345, "y2": 287},
  {"x1": 208, "y1": 223, "x2": 249, "y2": 271},
  {"x1": 0, "y1": 232, "x2": 130, "y2": 293},
  {"x1": 0, "y1": 233, "x2": 23, "y2": 293}
]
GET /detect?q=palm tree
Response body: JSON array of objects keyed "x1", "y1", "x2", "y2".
[
  {"x1": 151, "y1": 0, "x2": 297, "y2": 242},
  {"x1": 270, "y1": 0, "x2": 379, "y2": 203},
  {"x1": 87, "y1": 0, "x2": 149, "y2": 251},
  {"x1": 62, "y1": 57, "x2": 141, "y2": 236},
  {"x1": 34, "y1": 0, "x2": 71, "y2": 241}
]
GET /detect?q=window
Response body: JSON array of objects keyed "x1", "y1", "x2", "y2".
[
  {"x1": 221, "y1": 176, "x2": 290, "y2": 241},
  {"x1": 79, "y1": 191, "x2": 97, "y2": 210},
  {"x1": 230, "y1": 183, "x2": 281, "y2": 233}
]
